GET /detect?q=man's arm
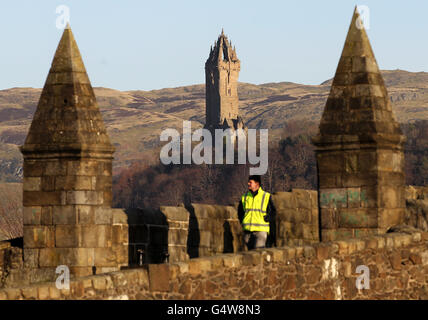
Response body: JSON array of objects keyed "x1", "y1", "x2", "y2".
[
  {"x1": 268, "y1": 197, "x2": 276, "y2": 220},
  {"x1": 263, "y1": 196, "x2": 275, "y2": 222},
  {"x1": 265, "y1": 197, "x2": 276, "y2": 247}
]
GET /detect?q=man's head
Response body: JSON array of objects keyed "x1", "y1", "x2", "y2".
[{"x1": 248, "y1": 175, "x2": 261, "y2": 192}]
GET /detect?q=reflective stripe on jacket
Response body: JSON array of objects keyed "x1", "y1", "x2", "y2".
[{"x1": 241, "y1": 187, "x2": 270, "y2": 233}]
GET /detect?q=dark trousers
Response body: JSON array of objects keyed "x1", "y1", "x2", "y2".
[{"x1": 243, "y1": 231, "x2": 268, "y2": 250}]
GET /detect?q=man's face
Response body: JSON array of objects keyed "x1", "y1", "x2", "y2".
[{"x1": 248, "y1": 179, "x2": 260, "y2": 192}]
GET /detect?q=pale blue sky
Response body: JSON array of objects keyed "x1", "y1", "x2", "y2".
[{"x1": 0, "y1": 0, "x2": 427, "y2": 91}]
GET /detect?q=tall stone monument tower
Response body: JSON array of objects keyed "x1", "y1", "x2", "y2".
[
  {"x1": 312, "y1": 8, "x2": 406, "y2": 241},
  {"x1": 20, "y1": 25, "x2": 126, "y2": 279},
  {"x1": 204, "y1": 30, "x2": 245, "y2": 133}
]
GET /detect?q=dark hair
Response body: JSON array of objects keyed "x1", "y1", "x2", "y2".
[{"x1": 248, "y1": 175, "x2": 261, "y2": 185}]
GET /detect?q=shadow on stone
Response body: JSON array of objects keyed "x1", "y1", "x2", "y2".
[
  {"x1": 186, "y1": 205, "x2": 200, "y2": 258},
  {"x1": 223, "y1": 220, "x2": 234, "y2": 253},
  {"x1": 125, "y1": 208, "x2": 168, "y2": 266}
]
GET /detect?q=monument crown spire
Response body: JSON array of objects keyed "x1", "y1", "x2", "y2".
[
  {"x1": 207, "y1": 29, "x2": 239, "y2": 63},
  {"x1": 204, "y1": 30, "x2": 245, "y2": 134}
]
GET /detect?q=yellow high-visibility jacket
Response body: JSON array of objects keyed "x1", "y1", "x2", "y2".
[{"x1": 241, "y1": 187, "x2": 271, "y2": 233}]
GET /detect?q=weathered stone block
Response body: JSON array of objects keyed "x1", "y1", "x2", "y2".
[
  {"x1": 318, "y1": 173, "x2": 343, "y2": 189},
  {"x1": 294, "y1": 246, "x2": 304, "y2": 258},
  {"x1": 55, "y1": 175, "x2": 92, "y2": 191},
  {"x1": 92, "y1": 275, "x2": 108, "y2": 290},
  {"x1": 23, "y1": 177, "x2": 41, "y2": 192},
  {"x1": 377, "y1": 151, "x2": 403, "y2": 172},
  {"x1": 76, "y1": 205, "x2": 94, "y2": 224},
  {"x1": 317, "y1": 153, "x2": 344, "y2": 174},
  {"x1": 69, "y1": 267, "x2": 93, "y2": 278},
  {"x1": 272, "y1": 192, "x2": 297, "y2": 209},
  {"x1": 94, "y1": 207, "x2": 112, "y2": 224},
  {"x1": 24, "y1": 226, "x2": 55, "y2": 248},
  {"x1": 222, "y1": 254, "x2": 242, "y2": 268},
  {"x1": 49, "y1": 286, "x2": 62, "y2": 299},
  {"x1": 38, "y1": 248, "x2": 91, "y2": 267},
  {"x1": 322, "y1": 228, "x2": 354, "y2": 241},
  {"x1": 358, "y1": 151, "x2": 377, "y2": 172},
  {"x1": 40, "y1": 176, "x2": 55, "y2": 192},
  {"x1": 24, "y1": 248, "x2": 39, "y2": 268},
  {"x1": 23, "y1": 161, "x2": 44, "y2": 177},
  {"x1": 148, "y1": 264, "x2": 170, "y2": 292},
  {"x1": 320, "y1": 188, "x2": 347, "y2": 209},
  {"x1": 23, "y1": 206, "x2": 42, "y2": 225},
  {"x1": 336, "y1": 241, "x2": 349, "y2": 255},
  {"x1": 37, "y1": 286, "x2": 50, "y2": 300},
  {"x1": 302, "y1": 223, "x2": 318, "y2": 240},
  {"x1": 160, "y1": 206, "x2": 189, "y2": 221},
  {"x1": 94, "y1": 247, "x2": 116, "y2": 267},
  {"x1": 241, "y1": 251, "x2": 262, "y2": 266},
  {"x1": 393, "y1": 233, "x2": 412, "y2": 247},
  {"x1": 110, "y1": 272, "x2": 128, "y2": 287},
  {"x1": 38, "y1": 248, "x2": 59, "y2": 267},
  {"x1": 67, "y1": 160, "x2": 99, "y2": 176},
  {"x1": 265, "y1": 248, "x2": 284, "y2": 262},
  {"x1": 55, "y1": 225, "x2": 79, "y2": 248},
  {"x1": 338, "y1": 209, "x2": 377, "y2": 228},
  {"x1": 188, "y1": 258, "x2": 212, "y2": 274},
  {"x1": 345, "y1": 153, "x2": 358, "y2": 173},
  {"x1": 168, "y1": 229, "x2": 188, "y2": 245},
  {"x1": 44, "y1": 161, "x2": 67, "y2": 176},
  {"x1": 65, "y1": 190, "x2": 103, "y2": 205},
  {"x1": 303, "y1": 246, "x2": 316, "y2": 258},
  {"x1": 360, "y1": 186, "x2": 376, "y2": 208},
  {"x1": 81, "y1": 225, "x2": 112, "y2": 248},
  {"x1": 314, "y1": 244, "x2": 330, "y2": 261},
  {"x1": 41, "y1": 207, "x2": 53, "y2": 225},
  {"x1": 292, "y1": 189, "x2": 312, "y2": 209},
  {"x1": 112, "y1": 209, "x2": 128, "y2": 224},
  {"x1": 379, "y1": 186, "x2": 400, "y2": 209},
  {"x1": 199, "y1": 231, "x2": 212, "y2": 247},
  {"x1": 112, "y1": 244, "x2": 128, "y2": 265},
  {"x1": 23, "y1": 191, "x2": 62, "y2": 206},
  {"x1": 112, "y1": 225, "x2": 128, "y2": 245},
  {"x1": 53, "y1": 205, "x2": 77, "y2": 224},
  {"x1": 378, "y1": 208, "x2": 405, "y2": 230},
  {"x1": 320, "y1": 208, "x2": 337, "y2": 229}
]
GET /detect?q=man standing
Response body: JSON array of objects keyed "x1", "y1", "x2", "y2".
[{"x1": 238, "y1": 175, "x2": 276, "y2": 250}]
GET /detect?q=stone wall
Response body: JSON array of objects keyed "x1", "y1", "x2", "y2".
[
  {"x1": 120, "y1": 191, "x2": 319, "y2": 264},
  {"x1": 3, "y1": 186, "x2": 427, "y2": 291},
  {"x1": 188, "y1": 204, "x2": 243, "y2": 258},
  {"x1": 272, "y1": 189, "x2": 319, "y2": 246},
  {"x1": 1, "y1": 230, "x2": 427, "y2": 300},
  {"x1": 120, "y1": 206, "x2": 189, "y2": 265},
  {"x1": 120, "y1": 208, "x2": 167, "y2": 266},
  {"x1": 405, "y1": 186, "x2": 428, "y2": 231},
  {"x1": 0, "y1": 209, "x2": 128, "y2": 288}
]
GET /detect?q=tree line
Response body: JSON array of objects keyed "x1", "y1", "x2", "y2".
[{"x1": 112, "y1": 120, "x2": 428, "y2": 209}]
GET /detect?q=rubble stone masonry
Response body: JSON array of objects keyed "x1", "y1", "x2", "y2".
[{"x1": 1, "y1": 230, "x2": 427, "y2": 300}]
